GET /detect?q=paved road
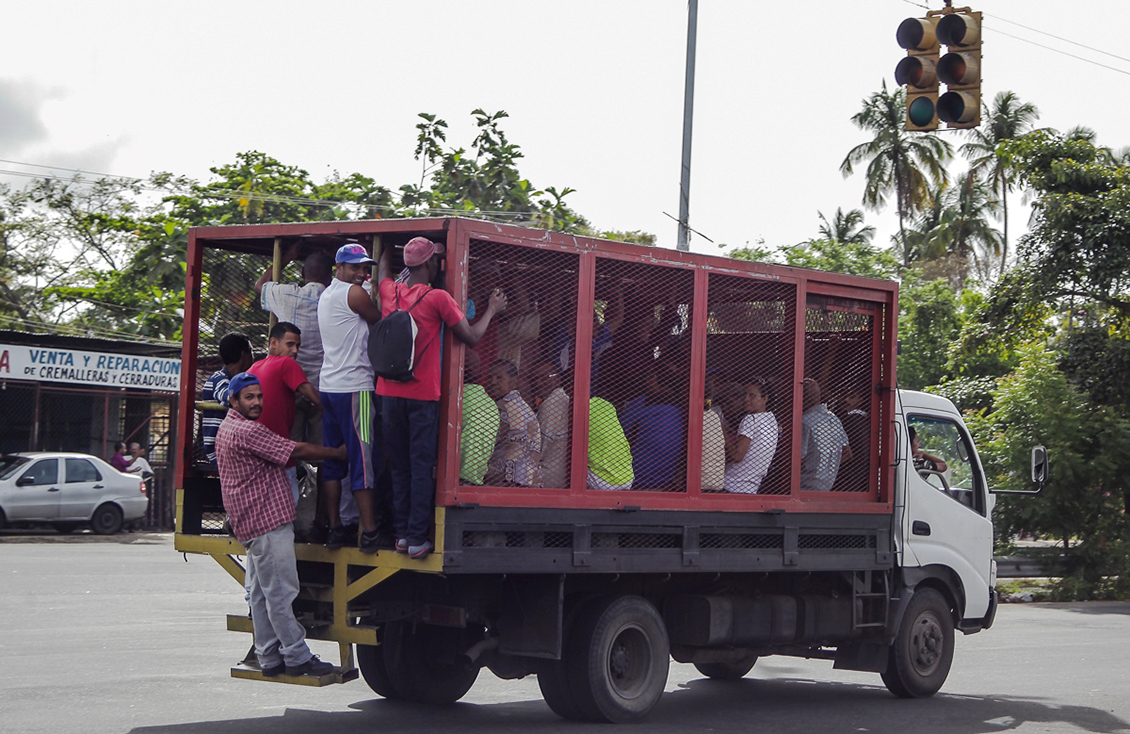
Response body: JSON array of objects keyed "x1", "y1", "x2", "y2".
[{"x1": 1, "y1": 532, "x2": 1127, "y2": 734}]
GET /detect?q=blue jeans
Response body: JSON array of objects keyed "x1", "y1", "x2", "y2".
[
  {"x1": 381, "y1": 397, "x2": 439, "y2": 546},
  {"x1": 244, "y1": 523, "x2": 313, "y2": 669}
]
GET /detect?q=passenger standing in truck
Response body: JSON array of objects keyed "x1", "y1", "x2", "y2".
[
  {"x1": 799, "y1": 378, "x2": 852, "y2": 491},
  {"x1": 255, "y1": 245, "x2": 332, "y2": 444},
  {"x1": 586, "y1": 397, "x2": 634, "y2": 490},
  {"x1": 201, "y1": 333, "x2": 253, "y2": 467},
  {"x1": 247, "y1": 321, "x2": 321, "y2": 504},
  {"x1": 459, "y1": 350, "x2": 499, "y2": 486},
  {"x1": 215, "y1": 371, "x2": 346, "y2": 678},
  {"x1": 620, "y1": 368, "x2": 685, "y2": 489},
  {"x1": 484, "y1": 359, "x2": 542, "y2": 487},
  {"x1": 318, "y1": 244, "x2": 383, "y2": 553},
  {"x1": 377, "y1": 238, "x2": 506, "y2": 558},
  {"x1": 531, "y1": 360, "x2": 571, "y2": 489},
  {"x1": 723, "y1": 380, "x2": 778, "y2": 494}
]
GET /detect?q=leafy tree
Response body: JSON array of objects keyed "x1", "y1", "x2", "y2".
[
  {"x1": 903, "y1": 174, "x2": 1002, "y2": 288},
  {"x1": 841, "y1": 83, "x2": 953, "y2": 266},
  {"x1": 960, "y1": 91, "x2": 1041, "y2": 277},
  {"x1": 996, "y1": 130, "x2": 1130, "y2": 321},
  {"x1": 817, "y1": 207, "x2": 874, "y2": 245},
  {"x1": 779, "y1": 237, "x2": 899, "y2": 279},
  {"x1": 967, "y1": 346, "x2": 1130, "y2": 598},
  {"x1": 897, "y1": 273, "x2": 963, "y2": 390}
]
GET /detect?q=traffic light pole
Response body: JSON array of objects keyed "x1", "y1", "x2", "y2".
[{"x1": 676, "y1": 0, "x2": 697, "y2": 252}]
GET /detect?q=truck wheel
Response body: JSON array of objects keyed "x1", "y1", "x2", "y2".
[
  {"x1": 538, "y1": 660, "x2": 586, "y2": 720},
  {"x1": 383, "y1": 620, "x2": 480, "y2": 704},
  {"x1": 881, "y1": 588, "x2": 954, "y2": 698},
  {"x1": 566, "y1": 595, "x2": 670, "y2": 723},
  {"x1": 694, "y1": 655, "x2": 758, "y2": 681},
  {"x1": 90, "y1": 504, "x2": 123, "y2": 535},
  {"x1": 357, "y1": 627, "x2": 407, "y2": 700}
]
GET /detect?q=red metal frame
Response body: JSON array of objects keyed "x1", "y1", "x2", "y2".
[{"x1": 177, "y1": 217, "x2": 898, "y2": 516}]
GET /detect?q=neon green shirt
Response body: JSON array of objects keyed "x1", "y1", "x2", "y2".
[
  {"x1": 587, "y1": 398, "x2": 634, "y2": 486},
  {"x1": 461, "y1": 383, "x2": 500, "y2": 485}
]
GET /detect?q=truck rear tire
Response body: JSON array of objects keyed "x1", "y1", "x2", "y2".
[
  {"x1": 357, "y1": 627, "x2": 407, "y2": 700},
  {"x1": 881, "y1": 588, "x2": 954, "y2": 698},
  {"x1": 565, "y1": 595, "x2": 670, "y2": 723},
  {"x1": 694, "y1": 655, "x2": 758, "y2": 681},
  {"x1": 383, "y1": 620, "x2": 480, "y2": 704}
]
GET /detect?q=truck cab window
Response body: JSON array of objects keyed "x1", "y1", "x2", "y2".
[{"x1": 907, "y1": 416, "x2": 984, "y2": 514}]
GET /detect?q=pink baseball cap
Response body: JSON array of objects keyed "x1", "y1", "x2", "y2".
[{"x1": 402, "y1": 236, "x2": 446, "y2": 268}]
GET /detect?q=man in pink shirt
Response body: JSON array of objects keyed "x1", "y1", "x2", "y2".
[
  {"x1": 248, "y1": 321, "x2": 322, "y2": 504},
  {"x1": 376, "y1": 237, "x2": 506, "y2": 558}
]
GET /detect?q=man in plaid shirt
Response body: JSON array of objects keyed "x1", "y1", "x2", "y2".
[{"x1": 216, "y1": 372, "x2": 346, "y2": 677}]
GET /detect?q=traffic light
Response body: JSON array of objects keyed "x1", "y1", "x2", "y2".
[
  {"x1": 895, "y1": 17, "x2": 939, "y2": 131},
  {"x1": 936, "y1": 11, "x2": 982, "y2": 129}
]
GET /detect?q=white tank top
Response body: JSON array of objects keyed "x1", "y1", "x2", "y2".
[{"x1": 317, "y1": 278, "x2": 374, "y2": 392}]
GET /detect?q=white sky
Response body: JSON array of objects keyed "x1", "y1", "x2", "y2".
[{"x1": 2, "y1": 1, "x2": 1128, "y2": 257}]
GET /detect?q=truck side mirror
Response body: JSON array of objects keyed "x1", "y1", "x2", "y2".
[{"x1": 1031, "y1": 445, "x2": 1048, "y2": 486}]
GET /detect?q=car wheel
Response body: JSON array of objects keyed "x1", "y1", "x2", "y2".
[
  {"x1": 0, "y1": 508, "x2": 6, "y2": 532},
  {"x1": 91, "y1": 504, "x2": 123, "y2": 535}
]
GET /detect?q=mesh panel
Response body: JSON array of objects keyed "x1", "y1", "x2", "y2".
[
  {"x1": 705, "y1": 275, "x2": 797, "y2": 496},
  {"x1": 798, "y1": 533, "x2": 875, "y2": 550},
  {"x1": 461, "y1": 239, "x2": 580, "y2": 489},
  {"x1": 191, "y1": 249, "x2": 276, "y2": 470},
  {"x1": 592, "y1": 531, "x2": 681, "y2": 549},
  {"x1": 588, "y1": 258, "x2": 694, "y2": 492},
  {"x1": 803, "y1": 295, "x2": 876, "y2": 494},
  {"x1": 699, "y1": 532, "x2": 784, "y2": 550}
]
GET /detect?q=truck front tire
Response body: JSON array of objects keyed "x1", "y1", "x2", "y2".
[
  {"x1": 564, "y1": 595, "x2": 670, "y2": 723},
  {"x1": 881, "y1": 587, "x2": 954, "y2": 698}
]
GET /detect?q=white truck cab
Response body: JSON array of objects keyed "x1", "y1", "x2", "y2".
[{"x1": 895, "y1": 390, "x2": 997, "y2": 629}]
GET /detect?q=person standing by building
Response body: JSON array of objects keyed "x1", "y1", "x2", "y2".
[
  {"x1": 201, "y1": 333, "x2": 254, "y2": 467},
  {"x1": 215, "y1": 372, "x2": 346, "y2": 677},
  {"x1": 376, "y1": 237, "x2": 506, "y2": 559},
  {"x1": 248, "y1": 321, "x2": 321, "y2": 504},
  {"x1": 109, "y1": 442, "x2": 131, "y2": 473},
  {"x1": 318, "y1": 244, "x2": 383, "y2": 552}
]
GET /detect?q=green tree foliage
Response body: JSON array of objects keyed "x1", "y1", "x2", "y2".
[
  {"x1": 994, "y1": 130, "x2": 1130, "y2": 324},
  {"x1": 779, "y1": 237, "x2": 899, "y2": 279},
  {"x1": 0, "y1": 109, "x2": 652, "y2": 340},
  {"x1": 960, "y1": 91, "x2": 1041, "y2": 277},
  {"x1": 897, "y1": 273, "x2": 963, "y2": 391},
  {"x1": 967, "y1": 346, "x2": 1130, "y2": 598},
  {"x1": 841, "y1": 84, "x2": 953, "y2": 266}
]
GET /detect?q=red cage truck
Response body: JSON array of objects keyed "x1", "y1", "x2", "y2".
[{"x1": 174, "y1": 217, "x2": 1042, "y2": 722}]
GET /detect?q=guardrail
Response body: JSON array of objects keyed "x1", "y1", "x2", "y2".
[{"x1": 995, "y1": 555, "x2": 1066, "y2": 578}]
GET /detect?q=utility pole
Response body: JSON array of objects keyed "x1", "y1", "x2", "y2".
[{"x1": 677, "y1": 0, "x2": 698, "y2": 252}]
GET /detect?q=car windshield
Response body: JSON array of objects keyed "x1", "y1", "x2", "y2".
[{"x1": 0, "y1": 456, "x2": 31, "y2": 481}]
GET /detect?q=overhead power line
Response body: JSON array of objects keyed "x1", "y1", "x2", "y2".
[{"x1": 897, "y1": 0, "x2": 1130, "y2": 77}]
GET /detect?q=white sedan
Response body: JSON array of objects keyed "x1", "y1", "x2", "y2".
[{"x1": 0, "y1": 452, "x2": 149, "y2": 535}]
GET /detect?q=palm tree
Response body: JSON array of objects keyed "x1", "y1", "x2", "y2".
[
  {"x1": 841, "y1": 83, "x2": 953, "y2": 267},
  {"x1": 817, "y1": 207, "x2": 875, "y2": 245},
  {"x1": 904, "y1": 174, "x2": 1002, "y2": 288},
  {"x1": 960, "y1": 91, "x2": 1040, "y2": 276}
]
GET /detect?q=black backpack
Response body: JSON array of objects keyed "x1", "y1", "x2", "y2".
[{"x1": 369, "y1": 286, "x2": 432, "y2": 382}]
